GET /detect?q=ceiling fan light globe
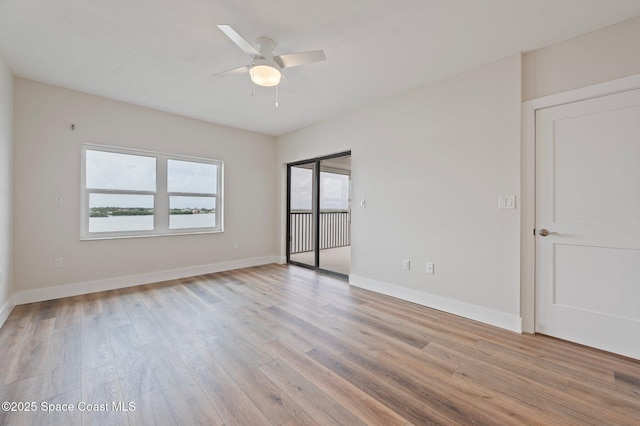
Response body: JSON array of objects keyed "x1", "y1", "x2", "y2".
[{"x1": 250, "y1": 65, "x2": 281, "y2": 87}]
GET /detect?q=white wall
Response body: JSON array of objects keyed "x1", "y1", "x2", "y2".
[
  {"x1": 13, "y1": 79, "x2": 278, "y2": 302},
  {"x1": 277, "y1": 55, "x2": 523, "y2": 331},
  {"x1": 523, "y1": 16, "x2": 640, "y2": 101},
  {"x1": 0, "y1": 51, "x2": 13, "y2": 323}
]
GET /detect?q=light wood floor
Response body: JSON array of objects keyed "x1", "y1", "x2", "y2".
[{"x1": 1, "y1": 265, "x2": 639, "y2": 425}]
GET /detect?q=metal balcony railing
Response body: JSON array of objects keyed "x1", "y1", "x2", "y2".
[{"x1": 290, "y1": 211, "x2": 351, "y2": 254}]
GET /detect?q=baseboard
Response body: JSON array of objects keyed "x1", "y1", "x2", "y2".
[
  {"x1": 14, "y1": 256, "x2": 281, "y2": 305},
  {"x1": 0, "y1": 295, "x2": 15, "y2": 328},
  {"x1": 349, "y1": 274, "x2": 522, "y2": 333}
]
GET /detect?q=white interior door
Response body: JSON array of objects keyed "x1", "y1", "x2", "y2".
[{"x1": 536, "y1": 88, "x2": 640, "y2": 359}]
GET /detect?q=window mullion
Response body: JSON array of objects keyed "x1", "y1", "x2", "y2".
[
  {"x1": 86, "y1": 189, "x2": 156, "y2": 195},
  {"x1": 156, "y1": 155, "x2": 168, "y2": 233},
  {"x1": 166, "y1": 192, "x2": 215, "y2": 197}
]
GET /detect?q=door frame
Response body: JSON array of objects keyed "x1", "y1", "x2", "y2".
[
  {"x1": 286, "y1": 151, "x2": 352, "y2": 278},
  {"x1": 521, "y1": 73, "x2": 640, "y2": 333}
]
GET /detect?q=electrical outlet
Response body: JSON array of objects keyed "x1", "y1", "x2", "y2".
[
  {"x1": 233, "y1": 241, "x2": 239, "y2": 249},
  {"x1": 54, "y1": 257, "x2": 64, "y2": 268},
  {"x1": 402, "y1": 259, "x2": 411, "y2": 270},
  {"x1": 498, "y1": 195, "x2": 515, "y2": 209},
  {"x1": 55, "y1": 197, "x2": 63, "y2": 207},
  {"x1": 426, "y1": 262, "x2": 434, "y2": 274}
]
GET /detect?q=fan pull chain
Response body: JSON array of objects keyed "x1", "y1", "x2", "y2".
[{"x1": 275, "y1": 85, "x2": 279, "y2": 107}]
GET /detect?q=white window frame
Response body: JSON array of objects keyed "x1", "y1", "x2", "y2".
[{"x1": 81, "y1": 144, "x2": 224, "y2": 240}]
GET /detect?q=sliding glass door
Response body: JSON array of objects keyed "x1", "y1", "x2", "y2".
[
  {"x1": 318, "y1": 157, "x2": 351, "y2": 275},
  {"x1": 288, "y1": 162, "x2": 316, "y2": 269},
  {"x1": 287, "y1": 152, "x2": 351, "y2": 277}
]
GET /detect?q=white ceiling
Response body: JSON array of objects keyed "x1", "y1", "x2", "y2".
[{"x1": 1, "y1": 1, "x2": 639, "y2": 136}]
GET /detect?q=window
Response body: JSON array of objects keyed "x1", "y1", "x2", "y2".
[
  {"x1": 167, "y1": 159, "x2": 218, "y2": 230},
  {"x1": 320, "y1": 171, "x2": 350, "y2": 210},
  {"x1": 81, "y1": 145, "x2": 223, "y2": 239}
]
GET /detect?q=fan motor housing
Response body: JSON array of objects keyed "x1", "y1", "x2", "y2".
[{"x1": 255, "y1": 37, "x2": 276, "y2": 56}]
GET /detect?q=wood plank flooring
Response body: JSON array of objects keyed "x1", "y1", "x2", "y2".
[{"x1": 1, "y1": 264, "x2": 639, "y2": 425}]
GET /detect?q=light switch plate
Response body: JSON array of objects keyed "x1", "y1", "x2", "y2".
[
  {"x1": 498, "y1": 195, "x2": 516, "y2": 209},
  {"x1": 426, "y1": 262, "x2": 434, "y2": 274}
]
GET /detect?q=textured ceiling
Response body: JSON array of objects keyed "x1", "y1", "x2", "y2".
[{"x1": 1, "y1": 0, "x2": 640, "y2": 135}]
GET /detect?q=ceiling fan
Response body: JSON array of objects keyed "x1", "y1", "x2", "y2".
[{"x1": 214, "y1": 25, "x2": 326, "y2": 88}]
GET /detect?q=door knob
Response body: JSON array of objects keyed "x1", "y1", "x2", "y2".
[{"x1": 538, "y1": 229, "x2": 555, "y2": 237}]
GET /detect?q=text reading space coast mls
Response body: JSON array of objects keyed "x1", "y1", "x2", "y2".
[{"x1": 2, "y1": 401, "x2": 136, "y2": 413}]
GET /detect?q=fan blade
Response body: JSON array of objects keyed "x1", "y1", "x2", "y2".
[
  {"x1": 275, "y1": 50, "x2": 326, "y2": 68},
  {"x1": 217, "y1": 25, "x2": 261, "y2": 57},
  {"x1": 212, "y1": 65, "x2": 249, "y2": 77}
]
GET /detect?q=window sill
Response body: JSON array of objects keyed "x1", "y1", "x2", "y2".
[{"x1": 80, "y1": 229, "x2": 224, "y2": 241}]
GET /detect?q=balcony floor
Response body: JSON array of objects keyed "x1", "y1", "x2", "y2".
[{"x1": 290, "y1": 246, "x2": 351, "y2": 275}]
